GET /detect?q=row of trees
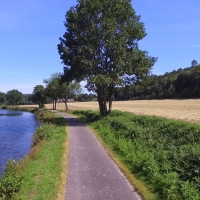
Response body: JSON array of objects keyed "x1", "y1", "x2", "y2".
[
  {"x1": 31, "y1": 73, "x2": 82, "y2": 109},
  {"x1": 114, "y1": 62, "x2": 200, "y2": 100},
  {"x1": 0, "y1": 85, "x2": 96, "y2": 107},
  {"x1": 1, "y1": 74, "x2": 97, "y2": 107},
  {"x1": 0, "y1": 90, "x2": 31, "y2": 105}
]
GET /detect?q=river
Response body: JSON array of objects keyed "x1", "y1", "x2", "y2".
[{"x1": 0, "y1": 109, "x2": 39, "y2": 176}]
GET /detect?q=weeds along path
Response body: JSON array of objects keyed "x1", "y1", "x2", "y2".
[{"x1": 55, "y1": 111, "x2": 141, "y2": 200}]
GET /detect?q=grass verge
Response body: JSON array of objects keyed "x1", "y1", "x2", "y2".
[
  {"x1": 71, "y1": 110, "x2": 154, "y2": 200},
  {"x1": 73, "y1": 110, "x2": 200, "y2": 200},
  {"x1": 0, "y1": 105, "x2": 37, "y2": 112},
  {"x1": 0, "y1": 108, "x2": 68, "y2": 200}
]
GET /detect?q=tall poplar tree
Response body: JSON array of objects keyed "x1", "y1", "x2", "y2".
[{"x1": 58, "y1": 0, "x2": 157, "y2": 116}]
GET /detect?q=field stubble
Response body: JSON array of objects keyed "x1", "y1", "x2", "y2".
[{"x1": 45, "y1": 99, "x2": 200, "y2": 123}]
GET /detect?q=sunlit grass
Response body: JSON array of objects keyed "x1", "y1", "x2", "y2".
[
  {"x1": 73, "y1": 110, "x2": 200, "y2": 199},
  {"x1": 14, "y1": 112, "x2": 68, "y2": 200}
]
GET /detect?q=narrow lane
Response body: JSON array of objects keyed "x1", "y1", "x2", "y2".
[{"x1": 56, "y1": 112, "x2": 142, "y2": 200}]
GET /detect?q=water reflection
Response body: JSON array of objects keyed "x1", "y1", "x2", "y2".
[
  {"x1": 0, "y1": 109, "x2": 23, "y2": 116},
  {"x1": 0, "y1": 109, "x2": 39, "y2": 176}
]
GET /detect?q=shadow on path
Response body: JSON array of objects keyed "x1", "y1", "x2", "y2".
[
  {"x1": 64, "y1": 117, "x2": 87, "y2": 127},
  {"x1": 53, "y1": 111, "x2": 87, "y2": 127}
]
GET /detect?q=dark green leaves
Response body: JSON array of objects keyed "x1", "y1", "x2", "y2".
[{"x1": 58, "y1": 0, "x2": 157, "y2": 115}]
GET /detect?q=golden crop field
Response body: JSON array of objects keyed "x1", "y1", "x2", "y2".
[{"x1": 44, "y1": 99, "x2": 200, "y2": 124}]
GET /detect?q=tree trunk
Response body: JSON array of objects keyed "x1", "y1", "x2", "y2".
[
  {"x1": 62, "y1": 98, "x2": 68, "y2": 110},
  {"x1": 108, "y1": 97, "x2": 112, "y2": 113},
  {"x1": 39, "y1": 103, "x2": 43, "y2": 108},
  {"x1": 97, "y1": 87, "x2": 108, "y2": 116},
  {"x1": 98, "y1": 100, "x2": 107, "y2": 116},
  {"x1": 108, "y1": 85, "x2": 114, "y2": 113},
  {"x1": 53, "y1": 100, "x2": 55, "y2": 110},
  {"x1": 55, "y1": 100, "x2": 57, "y2": 110},
  {"x1": 64, "y1": 102, "x2": 68, "y2": 110}
]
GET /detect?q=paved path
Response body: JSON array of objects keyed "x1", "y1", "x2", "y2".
[{"x1": 56, "y1": 112, "x2": 142, "y2": 200}]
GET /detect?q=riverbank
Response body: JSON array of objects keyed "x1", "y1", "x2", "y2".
[
  {"x1": 0, "y1": 105, "x2": 37, "y2": 112},
  {"x1": 0, "y1": 107, "x2": 68, "y2": 199}
]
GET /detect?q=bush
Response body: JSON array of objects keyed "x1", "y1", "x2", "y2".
[
  {"x1": 32, "y1": 123, "x2": 55, "y2": 146},
  {"x1": 0, "y1": 160, "x2": 22, "y2": 200},
  {"x1": 73, "y1": 110, "x2": 100, "y2": 122}
]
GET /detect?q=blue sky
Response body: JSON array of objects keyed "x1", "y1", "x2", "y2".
[{"x1": 0, "y1": 0, "x2": 199, "y2": 94}]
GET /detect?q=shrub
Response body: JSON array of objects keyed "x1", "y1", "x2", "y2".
[{"x1": 0, "y1": 160, "x2": 22, "y2": 199}]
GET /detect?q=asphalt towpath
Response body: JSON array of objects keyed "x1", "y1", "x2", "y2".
[{"x1": 55, "y1": 111, "x2": 142, "y2": 200}]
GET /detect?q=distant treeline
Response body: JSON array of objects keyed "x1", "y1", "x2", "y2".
[
  {"x1": 0, "y1": 91, "x2": 97, "y2": 106},
  {"x1": 114, "y1": 64, "x2": 200, "y2": 100}
]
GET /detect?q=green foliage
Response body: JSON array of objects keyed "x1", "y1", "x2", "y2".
[
  {"x1": 32, "y1": 85, "x2": 47, "y2": 108},
  {"x1": 34, "y1": 108, "x2": 54, "y2": 122},
  {"x1": 44, "y1": 73, "x2": 82, "y2": 110},
  {"x1": 73, "y1": 110, "x2": 100, "y2": 122},
  {"x1": 44, "y1": 73, "x2": 62, "y2": 110},
  {"x1": 0, "y1": 105, "x2": 7, "y2": 109},
  {"x1": 191, "y1": 60, "x2": 198, "y2": 67},
  {"x1": 0, "y1": 160, "x2": 22, "y2": 200},
  {"x1": 114, "y1": 64, "x2": 200, "y2": 100},
  {"x1": 0, "y1": 106, "x2": 37, "y2": 113},
  {"x1": 32, "y1": 123, "x2": 54, "y2": 145},
  {"x1": 15, "y1": 112, "x2": 67, "y2": 200},
  {"x1": 6, "y1": 89, "x2": 23, "y2": 106},
  {"x1": 20, "y1": 94, "x2": 34, "y2": 105},
  {"x1": 74, "y1": 110, "x2": 200, "y2": 199},
  {"x1": 58, "y1": 0, "x2": 157, "y2": 115},
  {"x1": 0, "y1": 92, "x2": 6, "y2": 105},
  {"x1": 75, "y1": 93, "x2": 97, "y2": 102},
  {"x1": 58, "y1": 81, "x2": 82, "y2": 110}
]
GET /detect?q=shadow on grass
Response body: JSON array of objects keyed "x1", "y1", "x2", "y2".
[{"x1": 53, "y1": 116, "x2": 67, "y2": 126}]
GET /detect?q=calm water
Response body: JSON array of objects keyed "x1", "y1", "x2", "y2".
[{"x1": 0, "y1": 109, "x2": 39, "y2": 176}]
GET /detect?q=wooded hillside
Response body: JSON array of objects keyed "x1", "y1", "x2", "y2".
[{"x1": 114, "y1": 64, "x2": 200, "y2": 100}]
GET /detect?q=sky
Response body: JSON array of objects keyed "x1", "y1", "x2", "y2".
[{"x1": 0, "y1": 0, "x2": 199, "y2": 94}]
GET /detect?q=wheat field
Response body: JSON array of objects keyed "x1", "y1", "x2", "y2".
[{"x1": 43, "y1": 99, "x2": 200, "y2": 124}]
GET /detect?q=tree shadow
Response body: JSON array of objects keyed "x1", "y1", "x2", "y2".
[
  {"x1": 50, "y1": 111, "x2": 87, "y2": 127},
  {"x1": 65, "y1": 117, "x2": 87, "y2": 127}
]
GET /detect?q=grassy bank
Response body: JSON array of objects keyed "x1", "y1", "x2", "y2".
[
  {"x1": 0, "y1": 108, "x2": 68, "y2": 200},
  {"x1": 0, "y1": 105, "x2": 37, "y2": 112},
  {"x1": 73, "y1": 110, "x2": 200, "y2": 200}
]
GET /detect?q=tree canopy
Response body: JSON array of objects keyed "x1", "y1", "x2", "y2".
[
  {"x1": 114, "y1": 64, "x2": 200, "y2": 100},
  {"x1": 0, "y1": 92, "x2": 6, "y2": 105},
  {"x1": 32, "y1": 85, "x2": 47, "y2": 108},
  {"x1": 191, "y1": 60, "x2": 198, "y2": 67},
  {"x1": 44, "y1": 73, "x2": 82, "y2": 110},
  {"x1": 6, "y1": 89, "x2": 23, "y2": 105},
  {"x1": 44, "y1": 73, "x2": 61, "y2": 110},
  {"x1": 58, "y1": 0, "x2": 157, "y2": 115}
]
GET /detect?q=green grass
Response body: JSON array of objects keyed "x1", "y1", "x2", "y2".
[
  {"x1": 0, "y1": 108, "x2": 68, "y2": 200},
  {"x1": 0, "y1": 105, "x2": 37, "y2": 112},
  {"x1": 73, "y1": 110, "x2": 200, "y2": 200}
]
